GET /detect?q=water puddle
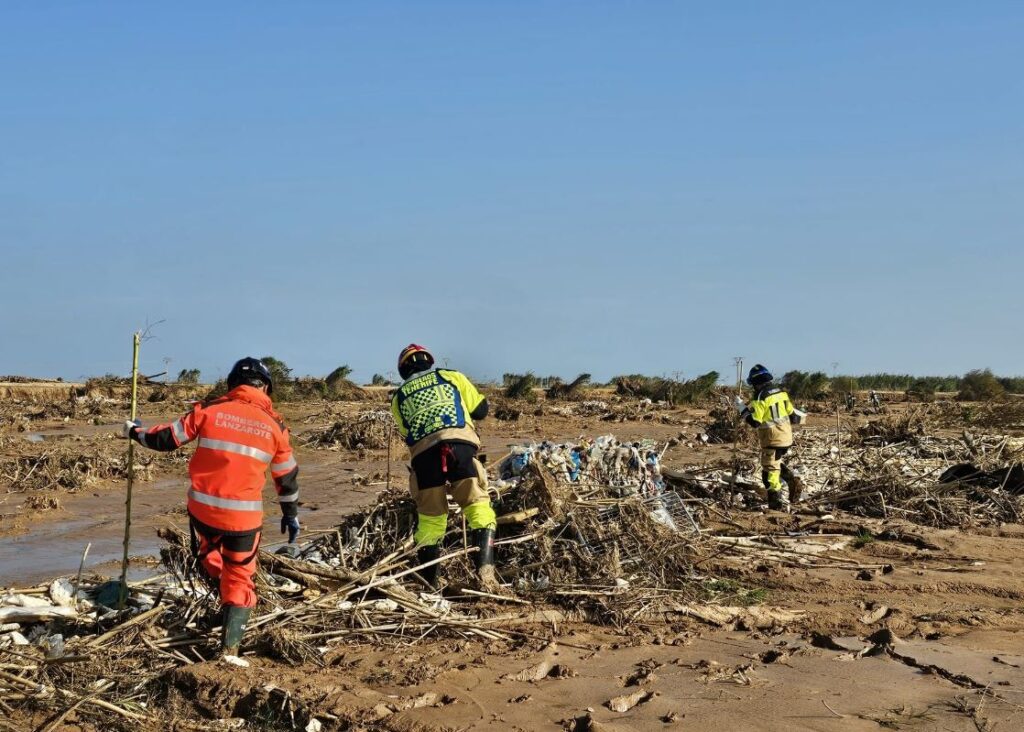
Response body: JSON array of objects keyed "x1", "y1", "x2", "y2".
[{"x1": 0, "y1": 516, "x2": 166, "y2": 587}]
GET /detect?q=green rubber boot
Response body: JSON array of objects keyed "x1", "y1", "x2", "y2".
[{"x1": 221, "y1": 605, "x2": 252, "y2": 657}]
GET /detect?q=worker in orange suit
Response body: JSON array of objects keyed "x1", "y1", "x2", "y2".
[{"x1": 120, "y1": 357, "x2": 299, "y2": 663}]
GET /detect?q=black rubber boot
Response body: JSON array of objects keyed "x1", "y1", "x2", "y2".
[
  {"x1": 472, "y1": 528, "x2": 499, "y2": 591},
  {"x1": 767, "y1": 490, "x2": 784, "y2": 511},
  {"x1": 221, "y1": 605, "x2": 251, "y2": 657},
  {"x1": 416, "y1": 544, "x2": 441, "y2": 589}
]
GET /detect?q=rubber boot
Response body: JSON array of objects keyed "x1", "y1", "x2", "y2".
[
  {"x1": 221, "y1": 605, "x2": 251, "y2": 658},
  {"x1": 767, "y1": 490, "x2": 784, "y2": 511},
  {"x1": 472, "y1": 528, "x2": 499, "y2": 592},
  {"x1": 416, "y1": 544, "x2": 441, "y2": 589},
  {"x1": 787, "y1": 476, "x2": 805, "y2": 504}
]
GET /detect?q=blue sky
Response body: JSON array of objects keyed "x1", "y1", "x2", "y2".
[{"x1": 1, "y1": 2, "x2": 1021, "y2": 383}]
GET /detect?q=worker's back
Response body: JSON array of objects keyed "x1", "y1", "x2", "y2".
[
  {"x1": 184, "y1": 386, "x2": 291, "y2": 532},
  {"x1": 391, "y1": 368, "x2": 485, "y2": 457},
  {"x1": 749, "y1": 386, "x2": 795, "y2": 448}
]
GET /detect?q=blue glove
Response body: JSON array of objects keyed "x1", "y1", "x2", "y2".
[{"x1": 281, "y1": 515, "x2": 300, "y2": 543}]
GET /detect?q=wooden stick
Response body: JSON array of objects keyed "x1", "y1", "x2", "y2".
[
  {"x1": 118, "y1": 331, "x2": 142, "y2": 610},
  {"x1": 72, "y1": 542, "x2": 91, "y2": 611},
  {"x1": 87, "y1": 605, "x2": 165, "y2": 648}
]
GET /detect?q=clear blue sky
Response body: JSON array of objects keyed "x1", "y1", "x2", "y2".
[{"x1": 2, "y1": 2, "x2": 1021, "y2": 383}]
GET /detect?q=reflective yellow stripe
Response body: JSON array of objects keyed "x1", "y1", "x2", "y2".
[{"x1": 752, "y1": 391, "x2": 793, "y2": 425}]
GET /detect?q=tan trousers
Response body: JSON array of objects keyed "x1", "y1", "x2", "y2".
[{"x1": 409, "y1": 457, "x2": 489, "y2": 513}]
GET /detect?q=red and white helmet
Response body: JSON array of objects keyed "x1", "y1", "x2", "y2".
[{"x1": 398, "y1": 344, "x2": 435, "y2": 379}]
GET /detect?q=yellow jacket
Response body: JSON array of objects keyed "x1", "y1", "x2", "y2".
[
  {"x1": 744, "y1": 386, "x2": 795, "y2": 448},
  {"x1": 391, "y1": 369, "x2": 487, "y2": 458}
]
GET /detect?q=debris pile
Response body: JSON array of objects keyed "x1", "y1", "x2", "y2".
[
  {"x1": 301, "y1": 409, "x2": 395, "y2": 450},
  {"x1": 0, "y1": 435, "x2": 184, "y2": 493},
  {"x1": 966, "y1": 399, "x2": 1024, "y2": 432},
  {"x1": 794, "y1": 420, "x2": 1024, "y2": 528},
  {"x1": 547, "y1": 400, "x2": 610, "y2": 418},
  {"x1": 293, "y1": 434, "x2": 710, "y2": 625},
  {"x1": 855, "y1": 407, "x2": 932, "y2": 446},
  {"x1": 701, "y1": 404, "x2": 744, "y2": 444},
  {"x1": 600, "y1": 400, "x2": 685, "y2": 424},
  {"x1": 0, "y1": 431, "x2": 885, "y2": 729}
]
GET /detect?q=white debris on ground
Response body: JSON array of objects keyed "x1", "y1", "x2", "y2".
[{"x1": 496, "y1": 434, "x2": 666, "y2": 493}]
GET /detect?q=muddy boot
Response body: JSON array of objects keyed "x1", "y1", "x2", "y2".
[
  {"x1": 767, "y1": 490, "x2": 784, "y2": 511},
  {"x1": 472, "y1": 527, "x2": 500, "y2": 592},
  {"x1": 221, "y1": 605, "x2": 251, "y2": 664},
  {"x1": 787, "y1": 476, "x2": 805, "y2": 504},
  {"x1": 416, "y1": 544, "x2": 441, "y2": 589}
]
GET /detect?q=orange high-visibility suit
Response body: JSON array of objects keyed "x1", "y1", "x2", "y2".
[{"x1": 129, "y1": 385, "x2": 298, "y2": 607}]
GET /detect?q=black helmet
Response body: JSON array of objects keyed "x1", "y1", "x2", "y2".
[
  {"x1": 227, "y1": 357, "x2": 273, "y2": 394},
  {"x1": 746, "y1": 364, "x2": 773, "y2": 388}
]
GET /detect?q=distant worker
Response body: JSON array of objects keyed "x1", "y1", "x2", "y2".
[
  {"x1": 120, "y1": 358, "x2": 299, "y2": 664},
  {"x1": 870, "y1": 390, "x2": 881, "y2": 409},
  {"x1": 390, "y1": 344, "x2": 497, "y2": 590},
  {"x1": 734, "y1": 364, "x2": 806, "y2": 511},
  {"x1": 846, "y1": 392, "x2": 857, "y2": 411}
]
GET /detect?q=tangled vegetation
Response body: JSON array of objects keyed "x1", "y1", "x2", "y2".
[
  {"x1": 545, "y1": 373, "x2": 592, "y2": 399},
  {"x1": 612, "y1": 371, "x2": 719, "y2": 405}
]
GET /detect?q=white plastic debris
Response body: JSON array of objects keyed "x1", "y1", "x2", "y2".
[
  {"x1": 305, "y1": 720, "x2": 323, "y2": 732},
  {"x1": 265, "y1": 574, "x2": 302, "y2": 594},
  {"x1": 222, "y1": 654, "x2": 250, "y2": 668},
  {"x1": 365, "y1": 599, "x2": 398, "y2": 612},
  {"x1": 40, "y1": 633, "x2": 65, "y2": 659},
  {"x1": 417, "y1": 593, "x2": 451, "y2": 612},
  {"x1": 48, "y1": 578, "x2": 91, "y2": 609},
  {"x1": 2, "y1": 593, "x2": 52, "y2": 608},
  {"x1": 0, "y1": 606, "x2": 77, "y2": 623},
  {"x1": 2, "y1": 631, "x2": 30, "y2": 646}
]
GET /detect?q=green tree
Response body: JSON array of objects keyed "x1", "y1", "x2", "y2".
[
  {"x1": 176, "y1": 368, "x2": 201, "y2": 384},
  {"x1": 906, "y1": 376, "x2": 941, "y2": 402},
  {"x1": 504, "y1": 373, "x2": 539, "y2": 401},
  {"x1": 325, "y1": 365, "x2": 353, "y2": 388},
  {"x1": 781, "y1": 371, "x2": 830, "y2": 400},
  {"x1": 831, "y1": 376, "x2": 859, "y2": 396},
  {"x1": 259, "y1": 356, "x2": 293, "y2": 385},
  {"x1": 958, "y1": 369, "x2": 1006, "y2": 401}
]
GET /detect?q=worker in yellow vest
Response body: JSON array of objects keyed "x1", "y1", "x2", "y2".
[
  {"x1": 735, "y1": 364, "x2": 806, "y2": 510},
  {"x1": 390, "y1": 344, "x2": 498, "y2": 590}
]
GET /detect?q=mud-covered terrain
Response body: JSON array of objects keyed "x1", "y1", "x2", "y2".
[{"x1": 2, "y1": 384, "x2": 1023, "y2": 731}]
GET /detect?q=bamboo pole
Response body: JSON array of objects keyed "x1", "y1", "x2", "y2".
[
  {"x1": 731, "y1": 356, "x2": 743, "y2": 492},
  {"x1": 385, "y1": 421, "x2": 394, "y2": 491},
  {"x1": 118, "y1": 332, "x2": 141, "y2": 609}
]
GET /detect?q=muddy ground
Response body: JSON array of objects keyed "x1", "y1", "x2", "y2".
[{"x1": 2, "y1": 389, "x2": 1023, "y2": 730}]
